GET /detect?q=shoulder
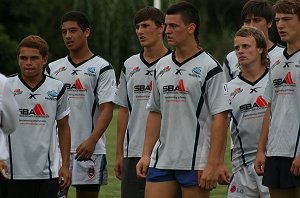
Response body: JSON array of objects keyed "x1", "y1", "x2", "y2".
[
  {"x1": 45, "y1": 75, "x2": 64, "y2": 87},
  {"x1": 93, "y1": 55, "x2": 112, "y2": 67},
  {"x1": 48, "y1": 56, "x2": 68, "y2": 67},
  {"x1": 0, "y1": 73, "x2": 7, "y2": 83},
  {"x1": 124, "y1": 53, "x2": 141, "y2": 66}
]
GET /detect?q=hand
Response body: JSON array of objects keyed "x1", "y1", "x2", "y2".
[
  {"x1": 291, "y1": 154, "x2": 300, "y2": 176},
  {"x1": 254, "y1": 151, "x2": 265, "y2": 176},
  {"x1": 58, "y1": 165, "x2": 71, "y2": 190},
  {"x1": 136, "y1": 155, "x2": 151, "y2": 178},
  {"x1": 75, "y1": 137, "x2": 97, "y2": 161},
  {"x1": 114, "y1": 155, "x2": 123, "y2": 180},
  {"x1": 199, "y1": 163, "x2": 218, "y2": 191},
  {"x1": 218, "y1": 163, "x2": 230, "y2": 185},
  {"x1": 0, "y1": 160, "x2": 9, "y2": 179}
]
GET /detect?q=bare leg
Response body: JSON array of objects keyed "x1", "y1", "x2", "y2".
[
  {"x1": 145, "y1": 181, "x2": 179, "y2": 198},
  {"x1": 181, "y1": 186, "x2": 209, "y2": 198}
]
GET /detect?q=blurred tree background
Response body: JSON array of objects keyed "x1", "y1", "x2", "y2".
[{"x1": 0, "y1": 0, "x2": 279, "y2": 78}]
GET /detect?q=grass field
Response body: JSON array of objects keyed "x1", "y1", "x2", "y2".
[{"x1": 68, "y1": 109, "x2": 232, "y2": 198}]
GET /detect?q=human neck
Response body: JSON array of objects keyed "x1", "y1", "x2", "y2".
[
  {"x1": 22, "y1": 74, "x2": 44, "y2": 88},
  {"x1": 175, "y1": 40, "x2": 201, "y2": 63},
  {"x1": 240, "y1": 63, "x2": 266, "y2": 82},
  {"x1": 143, "y1": 41, "x2": 168, "y2": 63},
  {"x1": 69, "y1": 46, "x2": 93, "y2": 64},
  {"x1": 287, "y1": 40, "x2": 300, "y2": 55}
]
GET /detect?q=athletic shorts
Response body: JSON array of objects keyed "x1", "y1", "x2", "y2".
[
  {"x1": 228, "y1": 163, "x2": 270, "y2": 198},
  {"x1": 263, "y1": 156, "x2": 300, "y2": 189},
  {"x1": 3, "y1": 178, "x2": 60, "y2": 198},
  {"x1": 146, "y1": 167, "x2": 198, "y2": 187},
  {"x1": 70, "y1": 153, "x2": 108, "y2": 186},
  {"x1": 121, "y1": 157, "x2": 145, "y2": 198}
]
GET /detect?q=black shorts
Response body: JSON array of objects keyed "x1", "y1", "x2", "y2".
[
  {"x1": 263, "y1": 156, "x2": 300, "y2": 189},
  {"x1": 4, "y1": 178, "x2": 60, "y2": 198},
  {"x1": 121, "y1": 157, "x2": 145, "y2": 198}
]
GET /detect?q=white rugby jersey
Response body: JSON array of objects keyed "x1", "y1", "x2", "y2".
[
  {"x1": 7, "y1": 74, "x2": 70, "y2": 179},
  {"x1": 227, "y1": 70, "x2": 268, "y2": 173},
  {"x1": 223, "y1": 44, "x2": 284, "y2": 81},
  {"x1": 114, "y1": 50, "x2": 171, "y2": 158},
  {"x1": 147, "y1": 50, "x2": 231, "y2": 170},
  {"x1": 46, "y1": 55, "x2": 116, "y2": 154},
  {"x1": 0, "y1": 73, "x2": 19, "y2": 160},
  {"x1": 264, "y1": 48, "x2": 300, "y2": 158}
]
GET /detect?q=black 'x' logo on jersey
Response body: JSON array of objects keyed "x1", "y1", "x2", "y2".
[
  {"x1": 145, "y1": 70, "x2": 153, "y2": 76},
  {"x1": 284, "y1": 62, "x2": 293, "y2": 68},
  {"x1": 29, "y1": 93, "x2": 40, "y2": 99},
  {"x1": 175, "y1": 69, "x2": 185, "y2": 75},
  {"x1": 72, "y1": 70, "x2": 81, "y2": 75},
  {"x1": 250, "y1": 87, "x2": 261, "y2": 94}
]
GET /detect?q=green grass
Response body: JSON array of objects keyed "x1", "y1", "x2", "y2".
[{"x1": 68, "y1": 109, "x2": 232, "y2": 197}]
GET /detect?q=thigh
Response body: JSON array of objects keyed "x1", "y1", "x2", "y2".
[
  {"x1": 122, "y1": 157, "x2": 145, "y2": 198},
  {"x1": 181, "y1": 186, "x2": 209, "y2": 198},
  {"x1": 146, "y1": 181, "x2": 179, "y2": 198},
  {"x1": 71, "y1": 154, "x2": 107, "y2": 186}
]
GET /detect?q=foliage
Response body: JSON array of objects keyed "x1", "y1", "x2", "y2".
[{"x1": 0, "y1": 0, "x2": 282, "y2": 76}]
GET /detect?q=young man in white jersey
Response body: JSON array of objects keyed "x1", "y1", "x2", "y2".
[
  {"x1": 221, "y1": 0, "x2": 284, "y2": 174},
  {"x1": 2, "y1": 35, "x2": 71, "y2": 198},
  {"x1": 136, "y1": 2, "x2": 231, "y2": 198},
  {"x1": 45, "y1": 11, "x2": 116, "y2": 198},
  {"x1": 0, "y1": 73, "x2": 19, "y2": 196},
  {"x1": 226, "y1": 27, "x2": 270, "y2": 198},
  {"x1": 113, "y1": 7, "x2": 171, "y2": 198},
  {"x1": 254, "y1": 0, "x2": 300, "y2": 197},
  {"x1": 223, "y1": 0, "x2": 284, "y2": 81}
]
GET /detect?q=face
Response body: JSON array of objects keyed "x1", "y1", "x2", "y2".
[
  {"x1": 243, "y1": 15, "x2": 271, "y2": 37},
  {"x1": 61, "y1": 21, "x2": 89, "y2": 52},
  {"x1": 135, "y1": 20, "x2": 164, "y2": 48},
  {"x1": 234, "y1": 36, "x2": 263, "y2": 67},
  {"x1": 165, "y1": 14, "x2": 194, "y2": 47},
  {"x1": 275, "y1": 13, "x2": 300, "y2": 43},
  {"x1": 18, "y1": 47, "x2": 48, "y2": 80}
]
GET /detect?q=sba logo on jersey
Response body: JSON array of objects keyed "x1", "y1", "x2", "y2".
[
  {"x1": 240, "y1": 96, "x2": 267, "y2": 112},
  {"x1": 19, "y1": 104, "x2": 49, "y2": 117},
  {"x1": 134, "y1": 81, "x2": 152, "y2": 93},
  {"x1": 163, "y1": 79, "x2": 188, "y2": 93},
  {"x1": 273, "y1": 72, "x2": 295, "y2": 87},
  {"x1": 65, "y1": 79, "x2": 86, "y2": 91}
]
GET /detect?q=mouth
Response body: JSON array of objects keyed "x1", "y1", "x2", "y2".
[
  {"x1": 65, "y1": 40, "x2": 74, "y2": 46},
  {"x1": 139, "y1": 36, "x2": 146, "y2": 41}
]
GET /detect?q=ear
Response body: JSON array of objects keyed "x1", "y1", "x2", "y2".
[
  {"x1": 257, "y1": 48, "x2": 263, "y2": 54},
  {"x1": 85, "y1": 28, "x2": 91, "y2": 37},
  {"x1": 188, "y1": 23, "x2": 196, "y2": 34},
  {"x1": 267, "y1": 21, "x2": 272, "y2": 29},
  {"x1": 42, "y1": 55, "x2": 48, "y2": 65},
  {"x1": 158, "y1": 23, "x2": 165, "y2": 34}
]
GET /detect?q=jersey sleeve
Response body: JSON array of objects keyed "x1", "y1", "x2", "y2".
[
  {"x1": 0, "y1": 131, "x2": 9, "y2": 160},
  {"x1": 205, "y1": 65, "x2": 231, "y2": 115},
  {"x1": 56, "y1": 84, "x2": 70, "y2": 120},
  {"x1": 96, "y1": 65, "x2": 117, "y2": 105},
  {"x1": 113, "y1": 66, "x2": 128, "y2": 107},
  {"x1": 146, "y1": 69, "x2": 161, "y2": 112},
  {"x1": 1, "y1": 77, "x2": 19, "y2": 134},
  {"x1": 222, "y1": 56, "x2": 233, "y2": 82},
  {"x1": 263, "y1": 73, "x2": 273, "y2": 103}
]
